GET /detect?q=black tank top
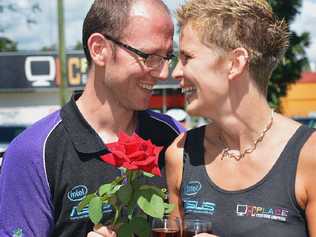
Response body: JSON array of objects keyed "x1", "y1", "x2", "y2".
[{"x1": 181, "y1": 125, "x2": 314, "y2": 237}]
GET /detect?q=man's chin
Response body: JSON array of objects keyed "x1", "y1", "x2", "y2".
[{"x1": 135, "y1": 105, "x2": 150, "y2": 111}]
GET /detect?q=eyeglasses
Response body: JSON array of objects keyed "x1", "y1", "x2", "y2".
[{"x1": 104, "y1": 34, "x2": 175, "y2": 69}]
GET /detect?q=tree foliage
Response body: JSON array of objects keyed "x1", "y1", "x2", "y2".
[
  {"x1": 0, "y1": 37, "x2": 17, "y2": 52},
  {"x1": 73, "y1": 41, "x2": 83, "y2": 50},
  {"x1": 268, "y1": 0, "x2": 310, "y2": 110},
  {"x1": 0, "y1": 1, "x2": 41, "y2": 52}
]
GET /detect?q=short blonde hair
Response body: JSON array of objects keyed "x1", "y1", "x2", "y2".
[{"x1": 177, "y1": 0, "x2": 289, "y2": 94}]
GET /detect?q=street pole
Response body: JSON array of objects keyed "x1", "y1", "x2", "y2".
[{"x1": 57, "y1": 0, "x2": 67, "y2": 106}]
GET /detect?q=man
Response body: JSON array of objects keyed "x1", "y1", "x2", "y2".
[{"x1": 0, "y1": 0, "x2": 184, "y2": 236}]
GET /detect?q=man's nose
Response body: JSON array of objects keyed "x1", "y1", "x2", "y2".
[
  {"x1": 172, "y1": 61, "x2": 183, "y2": 81},
  {"x1": 150, "y1": 62, "x2": 170, "y2": 81}
]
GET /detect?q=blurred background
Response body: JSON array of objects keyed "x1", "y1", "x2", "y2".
[{"x1": 0, "y1": 0, "x2": 316, "y2": 162}]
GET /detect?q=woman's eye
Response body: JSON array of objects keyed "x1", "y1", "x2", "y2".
[{"x1": 181, "y1": 54, "x2": 191, "y2": 64}]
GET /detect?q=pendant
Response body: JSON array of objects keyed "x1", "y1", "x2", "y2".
[{"x1": 221, "y1": 148, "x2": 243, "y2": 161}]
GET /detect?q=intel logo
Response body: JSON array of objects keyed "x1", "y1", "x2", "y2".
[
  {"x1": 184, "y1": 181, "x2": 202, "y2": 196},
  {"x1": 67, "y1": 185, "x2": 88, "y2": 202}
]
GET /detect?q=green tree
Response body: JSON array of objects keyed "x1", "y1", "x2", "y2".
[
  {"x1": 268, "y1": 0, "x2": 310, "y2": 111},
  {"x1": 73, "y1": 41, "x2": 83, "y2": 50},
  {"x1": 0, "y1": 37, "x2": 17, "y2": 52},
  {"x1": 41, "y1": 44, "x2": 57, "y2": 52}
]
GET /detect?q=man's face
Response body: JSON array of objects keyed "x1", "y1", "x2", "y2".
[{"x1": 101, "y1": 1, "x2": 174, "y2": 111}]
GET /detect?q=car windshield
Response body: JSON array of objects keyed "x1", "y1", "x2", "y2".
[
  {"x1": 294, "y1": 117, "x2": 316, "y2": 128},
  {"x1": 0, "y1": 126, "x2": 27, "y2": 143}
]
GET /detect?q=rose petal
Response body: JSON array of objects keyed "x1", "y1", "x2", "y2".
[
  {"x1": 101, "y1": 132, "x2": 163, "y2": 175},
  {"x1": 100, "y1": 153, "x2": 123, "y2": 167}
]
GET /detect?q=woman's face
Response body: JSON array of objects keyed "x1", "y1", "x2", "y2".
[{"x1": 172, "y1": 24, "x2": 232, "y2": 117}]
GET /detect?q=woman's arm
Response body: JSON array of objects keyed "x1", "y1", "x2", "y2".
[
  {"x1": 165, "y1": 133, "x2": 186, "y2": 220},
  {"x1": 298, "y1": 132, "x2": 316, "y2": 236}
]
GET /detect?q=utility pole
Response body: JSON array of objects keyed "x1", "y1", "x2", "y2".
[{"x1": 57, "y1": 0, "x2": 67, "y2": 105}]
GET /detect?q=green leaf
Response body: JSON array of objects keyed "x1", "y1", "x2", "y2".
[
  {"x1": 78, "y1": 193, "x2": 96, "y2": 212},
  {"x1": 143, "y1": 171, "x2": 155, "y2": 178},
  {"x1": 88, "y1": 196, "x2": 103, "y2": 224},
  {"x1": 112, "y1": 205, "x2": 121, "y2": 225},
  {"x1": 114, "y1": 175, "x2": 126, "y2": 184},
  {"x1": 163, "y1": 203, "x2": 175, "y2": 214},
  {"x1": 137, "y1": 190, "x2": 164, "y2": 219},
  {"x1": 109, "y1": 184, "x2": 123, "y2": 195},
  {"x1": 139, "y1": 185, "x2": 166, "y2": 199},
  {"x1": 99, "y1": 183, "x2": 114, "y2": 196},
  {"x1": 109, "y1": 196, "x2": 118, "y2": 206},
  {"x1": 118, "y1": 223, "x2": 133, "y2": 237},
  {"x1": 131, "y1": 216, "x2": 151, "y2": 237},
  {"x1": 117, "y1": 184, "x2": 133, "y2": 205},
  {"x1": 100, "y1": 195, "x2": 110, "y2": 203}
]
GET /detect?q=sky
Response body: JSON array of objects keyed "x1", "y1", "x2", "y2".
[{"x1": 0, "y1": 0, "x2": 315, "y2": 69}]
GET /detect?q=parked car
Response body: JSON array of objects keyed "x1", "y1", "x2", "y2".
[
  {"x1": 0, "y1": 125, "x2": 27, "y2": 167},
  {"x1": 293, "y1": 117, "x2": 316, "y2": 128}
]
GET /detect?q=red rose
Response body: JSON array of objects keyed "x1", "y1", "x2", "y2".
[{"x1": 100, "y1": 132, "x2": 162, "y2": 176}]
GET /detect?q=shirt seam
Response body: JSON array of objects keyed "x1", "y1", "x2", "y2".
[
  {"x1": 43, "y1": 119, "x2": 62, "y2": 197},
  {"x1": 148, "y1": 115, "x2": 181, "y2": 135}
]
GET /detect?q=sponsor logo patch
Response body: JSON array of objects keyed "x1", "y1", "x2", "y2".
[
  {"x1": 183, "y1": 200, "x2": 216, "y2": 215},
  {"x1": 67, "y1": 185, "x2": 88, "y2": 202},
  {"x1": 183, "y1": 181, "x2": 202, "y2": 196},
  {"x1": 12, "y1": 228, "x2": 23, "y2": 237},
  {"x1": 236, "y1": 204, "x2": 288, "y2": 222},
  {"x1": 70, "y1": 203, "x2": 113, "y2": 220}
]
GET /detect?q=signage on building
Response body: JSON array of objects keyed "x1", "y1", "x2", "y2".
[
  {"x1": 0, "y1": 52, "x2": 178, "y2": 90},
  {"x1": 0, "y1": 52, "x2": 88, "y2": 90}
]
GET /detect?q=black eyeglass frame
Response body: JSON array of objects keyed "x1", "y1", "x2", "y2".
[{"x1": 103, "y1": 34, "x2": 175, "y2": 67}]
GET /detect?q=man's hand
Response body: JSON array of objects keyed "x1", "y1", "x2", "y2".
[{"x1": 87, "y1": 224, "x2": 116, "y2": 237}]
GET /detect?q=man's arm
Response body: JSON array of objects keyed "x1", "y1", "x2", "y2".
[{"x1": 0, "y1": 140, "x2": 54, "y2": 236}]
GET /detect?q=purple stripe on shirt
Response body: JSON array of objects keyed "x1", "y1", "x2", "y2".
[
  {"x1": 0, "y1": 111, "x2": 61, "y2": 237},
  {"x1": 146, "y1": 110, "x2": 186, "y2": 134}
]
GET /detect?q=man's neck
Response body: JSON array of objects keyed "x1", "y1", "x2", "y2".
[{"x1": 76, "y1": 90, "x2": 138, "y2": 143}]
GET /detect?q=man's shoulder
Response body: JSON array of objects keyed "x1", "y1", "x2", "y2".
[
  {"x1": 140, "y1": 110, "x2": 186, "y2": 135},
  {"x1": 5, "y1": 110, "x2": 62, "y2": 160}
]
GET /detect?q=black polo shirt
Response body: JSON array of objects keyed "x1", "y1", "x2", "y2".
[{"x1": 0, "y1": 94, "x2": 184, "y2": 237}]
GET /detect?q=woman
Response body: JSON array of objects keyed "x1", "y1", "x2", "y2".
[{"x1": 166, "y1": 0, "x2": 316, "y2": 236}]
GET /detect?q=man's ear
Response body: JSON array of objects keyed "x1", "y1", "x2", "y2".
[
  {"x1": 228, "y1": 47, "x2": 249, "y2": 80},
  {"x1": 87, "y1": 33, "x2": 109, "y2": 67}
]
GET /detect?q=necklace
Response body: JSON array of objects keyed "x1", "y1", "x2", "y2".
[{"x1": 220, "y1": 110, "x2": 274, "y2": 161}]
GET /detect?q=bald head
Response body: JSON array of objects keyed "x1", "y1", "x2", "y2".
[
  {"x1": 82, "y1": 0, "x2": 172, "y2": 66},
  {"x1": 124, "y1": 0, "x2": 173, "y2": 39},
  {"x1": 130, "y1": 0, "x2": 171, "y2": 18}
]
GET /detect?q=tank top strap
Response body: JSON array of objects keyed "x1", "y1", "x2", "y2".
[
  {"x1": 183, "y1": 125, "x2": 206, "y2": 163},
  {"x1": 281, "y1": 125, "x2": 315, "y2": 214},
  {"x1": 181, "y1": 126, "x2": 206, "y2": 181},
  {"x1": 283, "y1": 125, "x2": 315, "y2": 159},
  {"x1": 281, "y1": 125, "x2": 315, "y2": 168}
]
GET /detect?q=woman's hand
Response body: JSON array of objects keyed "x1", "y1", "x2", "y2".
[
  {"x1": 195, "y1": 233, "x2": 219, "y2": 237},
  {"x1": 87, "y1": 224, "x2": 116, "y2": 237}
]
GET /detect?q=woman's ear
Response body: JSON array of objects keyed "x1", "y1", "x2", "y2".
[
  {"x1": 228, "y1": 47, "x2": 249, "y2": 80},
  {"x1": 87, "y1": 33, "x2": 109, "y2": 67}
]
